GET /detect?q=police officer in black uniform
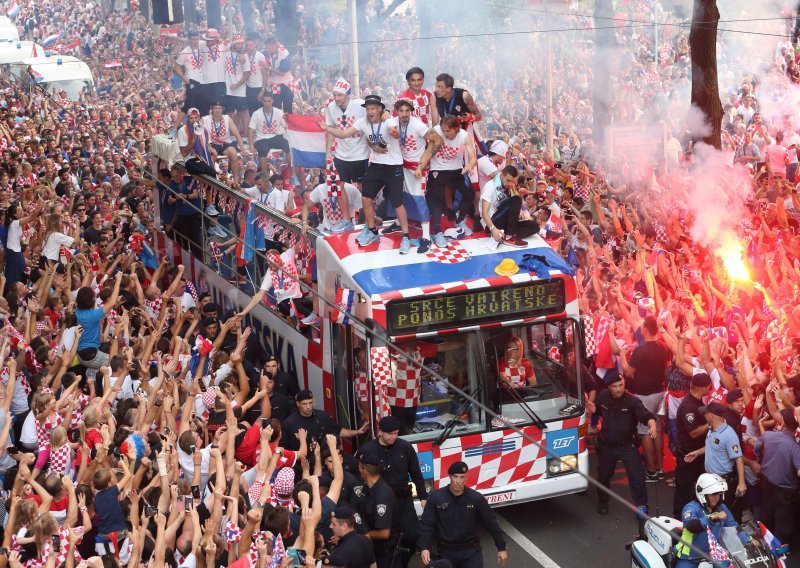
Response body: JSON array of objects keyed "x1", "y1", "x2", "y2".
[
  {"x1": 356, "y1": 416, "x2": 425, "y2": 568},
  {"x1": 351, "y1": 453, "x2": 402, "y2": 568},
  {"x1": 419, "y1": 462, "x2": 508, "y2": 568},
  {"x1": 322, "y1": 504, "x2": 376, "y2": 568},
  {"x1": 673, "y1": 372, "x2": 712, "y2": 518},
  {"x1": 585, "y1": 374, "x2": 656, "y2": 524}
]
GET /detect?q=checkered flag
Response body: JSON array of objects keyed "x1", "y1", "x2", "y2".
[
  {"x1": 326, "y1": 158, "x2": 342, "y2": 198},
  {"x1": 706, "y1": 527, "x2": 731, "y2": 563}
]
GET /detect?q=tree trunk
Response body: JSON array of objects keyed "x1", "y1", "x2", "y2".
[
  {"x1": 689, "y1": 0, "x2": 722, "y2": 149},
  {"x1": 592, "y1": 0, "x2": 614, "y2": 145}
]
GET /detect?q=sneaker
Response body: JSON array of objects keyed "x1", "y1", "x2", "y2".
[
  {"x1": 432, "y1": 232, "x2": 447, "y2": 248},
  {"x1": 382, "y1": 222, "x2": 401, "y2": 234},
  {"x1": 456, "y1": 219, "x2": 473, "y2": 236},
  {"x1": 331, "y1": 219, "x2": 354, "y2": 233},
  {"x1": 656, "y1": 469, "x2": 664, "y2": 480},
  {"x1": 646, "y1": 471, "x2": 659, "y2": 483},
  {"x1": 205, "y1": 204, "x2": 220, "y2": 216},
  {"x1": 357, "y1": 230, "x2": 380, "y2": 247},
  {"x1": 356, "y1": 225, "x2": 371, "y2": 243},
  {"x1": 300, "y1": 312, "x2": 321, "y2": 326},
  {"x1": 417, "y1": 238, "x2": 431, "y2": 254},
  {"x1": 399, "y1": 236, "x2": 411, "y2": 255},
  {"x1": 502, "y1": 235, "x2": 527, "y2": 248},
  {"x1": 207, "y1": 225, "x2": 227, "y2": 238}
]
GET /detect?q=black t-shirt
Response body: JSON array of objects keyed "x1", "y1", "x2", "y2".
[
  {"x1": 83, "y1": 225, "x2": 103, "y2": 245},
  {"x1": 627, "y1": 340, "x2": 671, "y2": 395},
  {"x1": 269, "y1": 391, "x2": 293, "y2": 423},
  {"x1": 280, "y1": 409, "x2": 341, "y2": 451},
  {"x1": 676, "y1": 394, "x2": 707, "y2": 454},
  {"x1": 273, "y1": 370, "x2": 300, "y2": 399}
]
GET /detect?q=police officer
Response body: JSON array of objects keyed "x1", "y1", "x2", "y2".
[
  {"x1": 673, "y1": 373, "x2": 712, "y2": 518},
  {"x1": 351, "y1": 453, "x2": 401, "y2": 568},
  {"x1": 356, "y1": 416, "x2": 425, "y2": 567},
  {"x1": 755, "y1": 408, "x2": 800, "y2": 543},
  {"x1": 584, "y1": 374, "x2": 655, "y2": 526},
  {"x1": 323, "y1": 504, "x2": 376, "y2": 568},
  {"x1": 419, "y1": 462, "x2": 508, "y2": 568},
  {"x1": 684, "y1": 402, "x2": 746, "y2": 522}
]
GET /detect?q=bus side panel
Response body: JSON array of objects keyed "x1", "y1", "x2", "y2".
[{"x1": 159, "y1": 234, "x2": 333, "y2": 411}]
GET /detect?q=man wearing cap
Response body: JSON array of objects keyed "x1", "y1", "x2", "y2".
[
  {"x1": 203, "y1": 101, "x2": 245, "y2": 187},
  {"x1": 173, "y1": 30, "x2": 204, "y2": 127},
  {"x1": 323, "y1": 504, "x2": 375, "y2": 568},
  {"x1": 391, "y1": 97, "x2": 443, "y2": 253},
  {"x1": 248, "y1": 91, "x2": 290, "y2": 174},
  {"x1": 324, "y1": 77, "x2": 369, "y2": 192},
  {"x1": 673, "y1": 372, "x2": 713, "y2": 517},
  {"x1": 584, "y1": 374, "x2": 655, "y2": 523},
  {"x1": 322, "y1": 95, "x2": 411, "y2": 251},
  {"x1": 480, "y1": 165, "x2": 539, "y2": 248},
  {"x1": 356, "y1": 416, "x2": 426, "y2": 567},
  {"x1": 419, "y1": 461, "x2": 507, "y2": 568},
  {"x1": 224, "y1": 34, "x2": 251, "y2": 136},
  {"x1": 351, "y1": 452, "x2": 401, "y2": 568},
  {"x1": 199, "y1": 29, "x2": 228, "y2": 115},
  {"x1": 476, "y1": 140, "x2": 507, "y2": 190},
  {"x1": 279, "y1": 390, "x2": 367, "y2": 453},
  {"x1": 684, "y1": 402, "x2": 746, "y2": 521},
  {"x1": 755, "y1": 408, "x2": 800, "y2": 542}
]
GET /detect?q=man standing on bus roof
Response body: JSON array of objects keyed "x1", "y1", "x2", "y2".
[
  {"x1": 321, "y1": 95, "x2": 410, "y2": 252},
  {"x1": 419, "y1": 462, "x2": 507, "y2": 568},
  {"x1": 356, "y1": 415, "x2": 426, "y2": 568},
  {"x1": 394, "y1": 67, "x2": 435, "y2": 125},
  {"x1": 431, "y1": 73, "x2": 482, "y2": 126},
  {"x1": 584, "y1": 374, "x2": 654, "y2": 534}
]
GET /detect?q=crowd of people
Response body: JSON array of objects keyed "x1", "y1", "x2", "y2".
[{"x1": 0, "y1": 0, "x2": 796, "y2": 567}]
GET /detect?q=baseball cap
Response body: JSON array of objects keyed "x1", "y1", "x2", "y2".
[
  {"x1": 359, "y1": 453, "x2": 381, "y2": 467},
  {"x1": 332, "y1": 78, "x2": 350, "y2": 95},
  {"x1": 698, "y1": 402, "x2": 727, "y2": 417},
  {"x1": 330, "y1": 504, "x2": 355, "y2": 519},
  {"x1": 489, "y1": 140, "x2": 509, "y2": 155}
]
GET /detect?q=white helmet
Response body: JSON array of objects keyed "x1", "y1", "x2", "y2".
[{"x1": 695, "y1": 473, "x2": 728, "y2": 507}]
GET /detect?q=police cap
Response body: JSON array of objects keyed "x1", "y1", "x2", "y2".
[
  {"x1": 691, "y1": 373, "x2": 712, "y2": 388},
  {"x1": 378, "y1": 415, "x2": 401, "y2": 433},
  {"x1": 698, "y1": 402, "x2": 727, "y2": 417},
  {"x1": 359, "y1": 452, "x2": 381, "y2": 467},
  {"x1": 330, "y1": 504, "x2": 356, "y2": 519},
  {"x1": 447, "y1": 461, "x2": 468, "y2": 475}
]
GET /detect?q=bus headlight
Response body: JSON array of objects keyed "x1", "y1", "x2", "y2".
[{"x1": 547, "y1": 455, "x2": 578, "y2": 477}]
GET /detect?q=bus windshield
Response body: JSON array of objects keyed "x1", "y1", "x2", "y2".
[{"x1": 372, "y1": 319, "x2": 583, "y2": 443}]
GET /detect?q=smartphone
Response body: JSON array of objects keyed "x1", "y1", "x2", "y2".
[
  {"x1": 144, "y1": 504, "x2": 156, "y2": 517},
  {"x1": 287, "y1": 549, "x2": 306, "y2": 566},
  {"x1": 261, "y1": 418, "x2": 269, "y2": 429},
  {"x1": 191, "y1": 485, "x2": 201, "y2": 500},
  {"x1": 52, "y1": 535, "x2": 60, "y2": 553},
  {"x1": 184, "y1": 497, "x2": 193, "y2": 512}
]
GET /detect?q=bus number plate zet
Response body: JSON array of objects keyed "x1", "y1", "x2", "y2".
[{"x1": 386, "y1": 279, "x2": 566, "y2": 334}]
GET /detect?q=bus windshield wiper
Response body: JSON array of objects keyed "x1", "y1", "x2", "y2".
[
  {"x1": 500, "y1": 382, "x2": 546, "y2": 430},
  {"x1": 433, "y1": 390, "x2": 473, "y2": 447}
]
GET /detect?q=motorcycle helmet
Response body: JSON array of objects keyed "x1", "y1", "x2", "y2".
[{"x1": 695, "y1": 473, "x2": 727, "y2": 507}]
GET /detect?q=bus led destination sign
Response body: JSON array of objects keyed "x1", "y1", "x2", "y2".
[{"x1": 387, "y1": 280, "x2": 566, "y2": 334}]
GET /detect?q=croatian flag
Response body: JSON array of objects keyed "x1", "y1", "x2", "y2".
[
  {"x1": 331, "y1": 287, "x2": 354, "y2": 324},
  {"x1": 159, "y1": 27, "x2": 179, "y2": 38},
  {"x1": 41, "y1": 33, "x2": 62, "y2": 47},
  {"x1": 6, "y1": 0, "x2": 19, "y2": 19},
  {"x1": 29, "y1": 67, "x2": 44, "y2": 83},
  {"x1": 758, "y1": 522, "x2": 787, "y2": 567},
  {"x1": 285, "y1": 114, "x2": 325, "y2": 168}
]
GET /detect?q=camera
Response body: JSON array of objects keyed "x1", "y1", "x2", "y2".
[
  {"x1": 192, "y1": 123, "x2": 203, "y2": 135},
  {"x1": 377, "y1": 140, "x2": 387, "y2": 149}
]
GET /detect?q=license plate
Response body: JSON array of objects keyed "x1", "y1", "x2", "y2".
[{"x1": 485, "y1": 490, "x2": 515, "y2": 505}]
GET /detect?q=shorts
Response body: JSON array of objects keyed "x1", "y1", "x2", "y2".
[
  {"x1": 635, "y1": 392, "x2": 665, "y2": 435},
  {"x1": 225, "y1": 94, "x2": 249, "y2": 111},
  {"x1": 362, "y1": 163, "x2": 404, "y2": 208},
  {"x1": 181, "y1": 80, "x2": 203, "y2": 113},
  {"x1": 199, "y1": 82, "x2": 226, "y2": 114},
  {"x1": 210, "y1": 141, "x2": 239, "y2": 154},
  {"x1": 254, "y1": 136, "x2": 290, "y2": 157},
  {"x1": 333, "y1": 157, "x2": 369, "y2": 184},
  {"x1": 246, "y1": 86, "x2": 263, "y2": 113}
]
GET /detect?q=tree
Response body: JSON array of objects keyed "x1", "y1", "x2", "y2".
[{"x1": 689, "y1": 0, "x2": 722, "y2": 149}]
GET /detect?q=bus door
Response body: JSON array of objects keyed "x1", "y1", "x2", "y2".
[{"x1": 330, "y1": 322, "x2": 365, "y2": 445}]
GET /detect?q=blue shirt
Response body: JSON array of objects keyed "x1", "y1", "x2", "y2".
[
  {"x1": 175, "y1": 178, "x2": 201, "y2": 216},
  {"x1": 755, "y1": 429, "x2": 800, "y2": 489},
  {"x1": 76, "y1": 307, "x2": 105, "y2": 350},
  {"x1": 704, "y1": 421, "x2": 742, "y2": 476},
  {"x1": 160, "y1": 181, "x2": 177, "y2": 224},
  {"x1": 95, "y1": 485, "x2": 127, "y2": 535}
]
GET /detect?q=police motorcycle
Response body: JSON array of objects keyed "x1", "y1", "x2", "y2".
[{"x1": 629, "y1": 475, "x2": 789, "y2": 567}]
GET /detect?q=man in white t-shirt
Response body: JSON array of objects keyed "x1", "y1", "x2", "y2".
[
  {"x1": 480, "y1": 165, "x2": 539, "y2": 248},
  {"x1": 393, "y1": 97, "x2": 443, "y2": 253},
  {"x1": 477, "y1": 140, "x2": 508, "y2": 190},
  {"x1": 426, "y1": 115, "x2": 477, "y2": 247},
  {"x1": 237, "y1": 245, "x2": 302, "y2": 318},
  {"x1": 248, "y1": 92, "x2": 290, "y2": 174},
  {"x1": 322, "y1": 95, "x2": 411, "y2": 252},
  {"x1": 177, "y1": 108, "x2": 215, "y2": 176},
  {"x1": 223, "y1": 35, "x2": 251, "y2": 137},
  {"x1": 264, "y1": 36, "x2": 294, "y2": 112},
  {"x1": 244, "y1": 32, "x2": 269, "y2": 116},
  {"x1": 199, "y1": 28, "x2": 228, "y2": 115}
]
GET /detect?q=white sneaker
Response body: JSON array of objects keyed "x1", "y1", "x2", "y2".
[{"x1": 432, "y1": 232, "x2": 448, "y2": 248}]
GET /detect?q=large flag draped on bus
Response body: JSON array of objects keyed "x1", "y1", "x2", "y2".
[{"x1": 285, "y1": 114, "x2": 326, "y2": 168}]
